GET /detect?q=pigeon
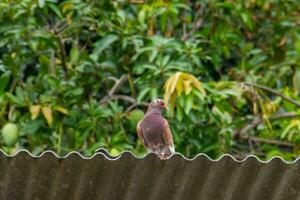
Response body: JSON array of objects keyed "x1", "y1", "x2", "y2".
[{"x1": 137, "y1": 99, "x2": 175, "y2": 159}]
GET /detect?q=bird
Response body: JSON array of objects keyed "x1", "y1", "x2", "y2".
[{"x1": 137, "y1": 99, "x2": 175, "y2": 159}]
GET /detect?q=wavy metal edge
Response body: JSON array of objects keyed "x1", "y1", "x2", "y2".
[{"x1": 0, "y1": 148, "x2": 299, "y2": 164}]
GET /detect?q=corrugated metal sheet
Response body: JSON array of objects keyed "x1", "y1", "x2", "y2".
[{"x1": 0, "y1": 149, "x2": 299, "y2": 200}]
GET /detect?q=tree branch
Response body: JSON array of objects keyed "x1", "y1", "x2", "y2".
[
  {"x1": 237, "y1": 116, "x2": 262, "y2": 135},
  {"x1": 108, "y1": 75, "x2": 128, "y2": 97},
  {"x1": 235, "y1": 112, "x2": 300, "y2": 136},
  {"x1": 238, "y1": 134, "x2": 294, "y2": 147},
  {"x1": 57, "y1": 36, "x2": 68, "y2": 79},
  {"x1": 49, "y1": 21, "x2": 69, "y2": 79},
  {"x1": 181, "y1": 3, "x2": 205, "y2": 41},
  {"x1": 234, "y1": 112, "x2": 300, "y2": 148},
  {"x1": 99, "y1": 75, "x2": 149, "y2": 108},
  {"x1": 100, "y1": 95, "x2": 149, "y2": 107},
  {"x1": 243, "y1": 82, "x2": 300, "y2": 107},
  {"x1": 270, "y1": 112, "x2": 300, "y2": 120},
  {"x1": 99, "y1": 75, "x2": 128, "y2": 104}
]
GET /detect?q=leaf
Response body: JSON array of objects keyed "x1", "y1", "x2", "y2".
[
  {"x1": 94, "y1": 34, "x2": 119, "y2": 55},
  {"x1": 53, "y1": 106, "x2": 69, "y2": 115},
  {"x1": 166, "y1": 72, "x2": 181, "y2": 95},
  {"x1": 189, "y1": 75, "x2": 206, "y2": 95},
  {"x1": 163, "y1": 72, "x2": 206, "y2": 104},
  {"x1": 30, "y1": 105, "x2": 41, "y2": 120},
  {"x1": 48, "y1": 3, "x2": 63, "y2": 19},
  {"x1": 21, "y1": 119, "x2": 44, "y2": 135},
  {"x1": 0, "y1": 72, "x2": 10, "y2": 96},
  {"x1": 137, "y1": 87, "x2": 150, "y2": 102},
  {"x1": 184, "y1": 94, "x2": 193, "y2": 114},
  {"x1": 168, "y1": 93, "x2": 177, "y2": 116},
  {"x1": 212, "y1": 105, "x2": 224, "y2": 122},
  {"x1": 176, "y1": 105, "x2": 183, "y2": 121},
  {"x1": 70, "y1": 47, "x2": 80, "y2": 63},
  {"x1": 42, "y1": 106, "x2": 53, "y2": 126},
  {"x1": 161, "y1": 55, "x2": 170, "y2": 67},
  {"x1": 5, "y1": 93, "x2": 24, "y2": 106},
  {"x1": 149, "y1": 49, "x2": 158, "y2": 63},
  {"x1": 150, "y1": 88, "x2": 158, "y2": 99},
  {"x1": 133, "y1": 63, "x2": 156, "y2": 75},
  {"x1": 183, "y1": 80, "x2": 192, "y2": 95},
  {"x1": 295, "y1": 40, "x2": 300, "y2": 56},
  {"x1": 39, "y1": 55, "x2": 50, "y2": 75},
  {"x1": 240, "y1": 12, "x2": 254, "y2": 30},
  {"x1": 293, "y1": 70, "x2": 300, "y2": 95},
  {"x1": 61, "y1": 2, "x2": 74, "y2": 13},
  {"x1": 38, "y1": 0, "x2": 45, "y2": 8},
  {"x1": 281, "y1": 119, "x2": 298, "y2": 139}
]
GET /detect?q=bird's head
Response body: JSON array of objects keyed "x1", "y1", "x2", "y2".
[{"x1": 149, "y1": 99, "x2": 168, "y2": 111}]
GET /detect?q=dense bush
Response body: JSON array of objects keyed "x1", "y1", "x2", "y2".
[{"x1": 1, "y1": 0, "x2": 300, "y2": 160}]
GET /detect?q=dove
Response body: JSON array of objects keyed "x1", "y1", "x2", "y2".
[{"x1": 137, "y1": 99, "x2": 175, "y2": 159}]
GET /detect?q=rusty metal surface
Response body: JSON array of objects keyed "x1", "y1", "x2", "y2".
[{"x1": 0, "y1": 149, "x2": 299, "y2": 200}]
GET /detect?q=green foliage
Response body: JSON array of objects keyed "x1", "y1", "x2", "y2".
[{"x1": 1, "y1": 0, "x2": 300, "y2": 160}]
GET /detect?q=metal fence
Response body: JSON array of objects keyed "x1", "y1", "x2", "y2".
[{"x1": 0, "y1": 149, "x2": 299, "y2": 200}]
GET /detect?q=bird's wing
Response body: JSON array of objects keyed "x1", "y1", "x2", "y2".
[
  {"x1": 162, "y1": 119, "x2": 175, "y2": 153},
  {"x1": 137, "y1": 121, "x2": 149, "y2": 148}
]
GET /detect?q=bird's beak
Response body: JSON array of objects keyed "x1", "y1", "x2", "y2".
[{"x1": 163, "y1": 104, "x2": 169, "y2": 110}]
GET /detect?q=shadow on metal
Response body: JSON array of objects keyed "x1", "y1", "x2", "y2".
[{"x1": 0, "y1": 148, "x2": 299, "y2": 200}]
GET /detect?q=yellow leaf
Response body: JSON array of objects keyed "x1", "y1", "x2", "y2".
[
  {"x1": 42, "y1": 106, "x2": 53, "y2": 126},
  {"x1": 175, "y1": 76, "x2": 183, "y2": 96},
  {"x1": 62, "y1": 3, "x2": 73, "y2": 13},
  {"x1": 164, "y1": 72, "x2": 180, "y2": 103},
  {"x1": 169, "y1": 72, "x2": 181, "y2": 94},
  {"x1": 164, "y1": 91, "x2": 172, "y2": 104},
  {"x1": 53, "y1": 106, "x2": 69, "y2": 115},
  {"x1": 183, "y1": 80, "x2": 192, "y2": 95},
  {"x1": 163, "y1": 71, "x2": 206, "y2": 107},
  {"x1": 169, "y1": 93, "x2": 177, "y2": 116},
  {"x1": 190, "y1": 76, "x2": 206, "y2": 95},
  {"x1": 55, "y1": 58, "x2": 61, "y2": 65},
  {"x1": 66, "y1": 13, "x2": 73, "y2": 25},
  {"x1": 30, "y1": 105, "x2": 41, "y2": 120},
  {"x1": 164, "y1": 76, "x2": 173, "y2": 92}
]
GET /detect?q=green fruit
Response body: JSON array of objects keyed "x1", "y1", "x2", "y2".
[
  {"x1": 110, "y1": 148, "x2": 120, "y2": 156},
  {"x1": 1, "y1": 123, "x2": 19, "y2": 146},
  {"x1": 127, "y1": 109, "x2": 144, "y2": 130}
]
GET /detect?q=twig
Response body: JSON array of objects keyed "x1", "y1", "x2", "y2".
[
  {"x1": 235, "y1": 112, "x2": 300, "y2": 136},
  {"x1": 237, "y1": 116, "x2": 262, "y2": 135},
  {"x1": 57, "y1": 36, "x2": 68, "y2": 79},
  {"x1": 128, "y1": 0, "x2": 145, "y2": 3},
  {"x1": 99, "y1": 75, "x2": 149, "y2": 108},
  {"x1": 235, "y1": 112, "x2": 300, "y2": 148},
  {"x1": 125, "y1": 103, "x2": 138, "y2": 112},
  {"x1": 181, "y1": 3, "x2": 205, "y2": 41},
  {"x1": 100, "y1": 95, "x2": 149, "y2": 107},
  {"x1": 243, "y1": 82, "x2": 300, "y2": 107},
  {"x1": 106, "y1": 76, "x2": 118, "y2": 83},
  {"x1": 108, "y1": 75, "x2": 128, "y2": 96},
  {"x1": 270, "y1": 112, "x2": 300, "y2": 120},
  {"x1": 238, "y1": 134, "x2": 294, "y2": 147},
  {"x1": 0, "y1": 78, "x2": 19, "y2": 123},
  {"x1": 45, "y1": 19, "x2": 69, "y2": 79},
  {"x1": 100, "y1": 75, "x2": 129, "y2": 104}
]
